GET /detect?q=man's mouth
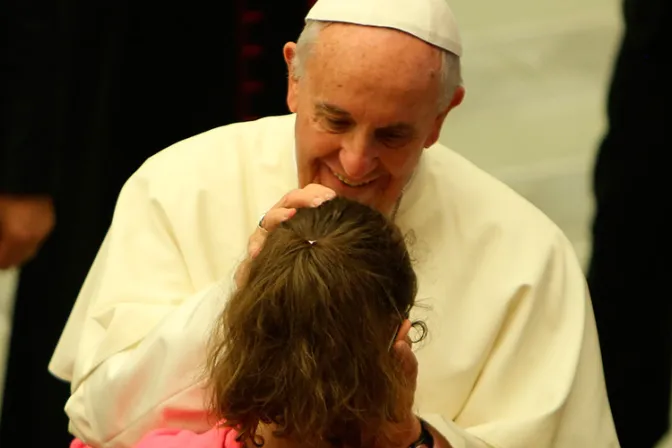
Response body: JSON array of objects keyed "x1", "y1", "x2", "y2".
[{"x1": 331, "y1": 170, "x2": 376, "y2": 188}]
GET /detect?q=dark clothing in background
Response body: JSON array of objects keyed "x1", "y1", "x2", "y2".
[
  {"x1": 588, "y1": 0, "x2": 671, "y2": 447},
  {"x1": 0, "y1": 1, "x2": 313, "y2": 445}
]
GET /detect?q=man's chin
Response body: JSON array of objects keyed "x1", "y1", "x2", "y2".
[{"x1": 310, "y1": 173, "x2": 395, "y2": 214}]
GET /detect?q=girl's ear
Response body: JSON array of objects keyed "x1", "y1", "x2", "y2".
[{"x1": 395, "y1": 319, "x2": 412, "y2": 344}]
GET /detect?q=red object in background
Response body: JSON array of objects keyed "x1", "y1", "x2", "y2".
[
  {"x1": 234, "y1": 1, "x2": 255, "y2": 121},
  {"x1": 234, "y1": 2, "x2": 314, "y2": 121},
  {"x1": 241, "y1": 10, "x2": 264, "y2": 24}
]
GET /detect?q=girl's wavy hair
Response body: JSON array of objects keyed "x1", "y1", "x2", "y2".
[{"x1": 206, "y1": 197, "x2": 425, "y2": 446}]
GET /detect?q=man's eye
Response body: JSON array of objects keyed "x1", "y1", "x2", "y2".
[
  {"x1": 381, "y1": 133, "x2": 404, "y2": 140},
  {"x1": 377, "y1": 131, "x2": 413, "y2": 149},
  {"x1": 379, "y1": 132, "x2": 410, "y2": 144},
  {"x1": 326, "y1": 118, "x2": 350, "y2": 130}
]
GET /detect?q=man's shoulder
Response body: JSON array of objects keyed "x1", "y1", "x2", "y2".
[
  {"x1": 410, "y1": 143, "x2": 569, "y2": 258},
  {"x1": 119, "y1": 115, "x2": 296, "y2": 199},
  {"x1": 405, "y1": 144, "x2": 584, "y2": 313},
  {"x1": 423, "y1": 143, "x2": 556, "y2": 224},
  {"x1": 142, "y1": 114, "x2": 296, "y2": 175}
]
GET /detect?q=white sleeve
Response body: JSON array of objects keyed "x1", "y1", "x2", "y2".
[
  {"x1": 65, "y1": 283, "x2": 228, "y2": 448},
  {"x1": 422, "y1": 234, "x2": 619, "y2": 447},
  {"x1": 49, "y1": 168, "x2": 241, "y2": 448}
]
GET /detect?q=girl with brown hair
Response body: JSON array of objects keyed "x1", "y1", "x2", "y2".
[{"x1": 72, "y1": 197, "x2": 426, "y2": 448}]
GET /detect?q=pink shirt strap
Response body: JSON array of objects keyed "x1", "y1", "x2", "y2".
[{"x1": 70, "y1": 426, "x2": 242, "y2": 448}]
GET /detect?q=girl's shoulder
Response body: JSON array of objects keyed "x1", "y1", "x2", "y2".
[{"x1": 135, "y1": 426, "x2": 242, "y2": 448}]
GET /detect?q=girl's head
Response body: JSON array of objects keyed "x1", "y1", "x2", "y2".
[{"x1": 207, "y1": 197, "x2": 423, "y2": 446}]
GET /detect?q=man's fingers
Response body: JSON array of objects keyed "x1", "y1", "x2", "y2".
[
  {"x1": 263, "y1": 184, "x2": 336, "y2": 233},
  {"x1": 277, "y1": 184, "x2": 336, "y2": 209},
  {"x1": 392, "y1": 339, "x2": 419, "y2": 416},
  {"x1": 247, "y1": 232, "x2": 265, "y2": 259},
  {"x1": 246, "y1": 207, "x2": 298, "y2": 266},
  {"x1": 259, "y1": 207, "x2": 297, "y2": 233},
  {"x1": 394, "y1": 339, "x2": 418, "y2": 382},
  {"x1": 237, "y1": 184, "x2": 336, "y2": 287}
]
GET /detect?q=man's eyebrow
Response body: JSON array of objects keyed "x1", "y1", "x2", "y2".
[
  {"x1": 315, "y1": 102, "x2": 352, "y2": 117},
  {"x1": 379, "y1": 122, "x2": 415, "y2": 133},
  {"x1": 314, "y1": 102, "x2": 415, "y2": 134}
]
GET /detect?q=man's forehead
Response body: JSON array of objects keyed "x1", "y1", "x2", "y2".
[{"x1": 306, "y1": 25, "x2": 443, "y2": 90}]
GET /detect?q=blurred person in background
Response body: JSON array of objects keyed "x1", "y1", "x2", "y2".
[
  {"x1": 0, "y1": 1, "x2": 314, "y2": 446},
  {"x1": 588, "y1": 0, "x2": 670, "y2": 447}
]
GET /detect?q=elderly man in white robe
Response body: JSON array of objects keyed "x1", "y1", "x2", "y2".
[{"x1": 48, "y1": 0, "x2": 620, "y2": 447}]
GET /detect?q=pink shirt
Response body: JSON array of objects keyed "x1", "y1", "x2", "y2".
[{"x1": 70, "y1": 426, "x2": 243, "y2": 448}]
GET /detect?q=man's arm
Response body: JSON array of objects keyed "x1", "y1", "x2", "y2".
[
  {"x1": 48, "y1": 164, "x2": 240, "y2": 447},
  {"x1": 418, "y1": 231, "x2": 618, "y2": 448},
  {"x1": 49, "y1": 165, "x2": 333, "y2": 448}
]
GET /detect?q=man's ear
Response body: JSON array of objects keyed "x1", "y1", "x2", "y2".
[
  {"x1": 283, "y1": 42, "x2": 299, "y2": 112},
  {"x1": 423, "y1": 86, "x2": 466, "y2": 148}
]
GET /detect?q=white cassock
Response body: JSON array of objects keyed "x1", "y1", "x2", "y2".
[{"x1": 49, "y1": 115, "x2": 619, "y2": 448}]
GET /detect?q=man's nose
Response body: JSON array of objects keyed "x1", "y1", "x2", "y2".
[{"x1": 339, "y1": 134, "x2": 378, "y2": 180}]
